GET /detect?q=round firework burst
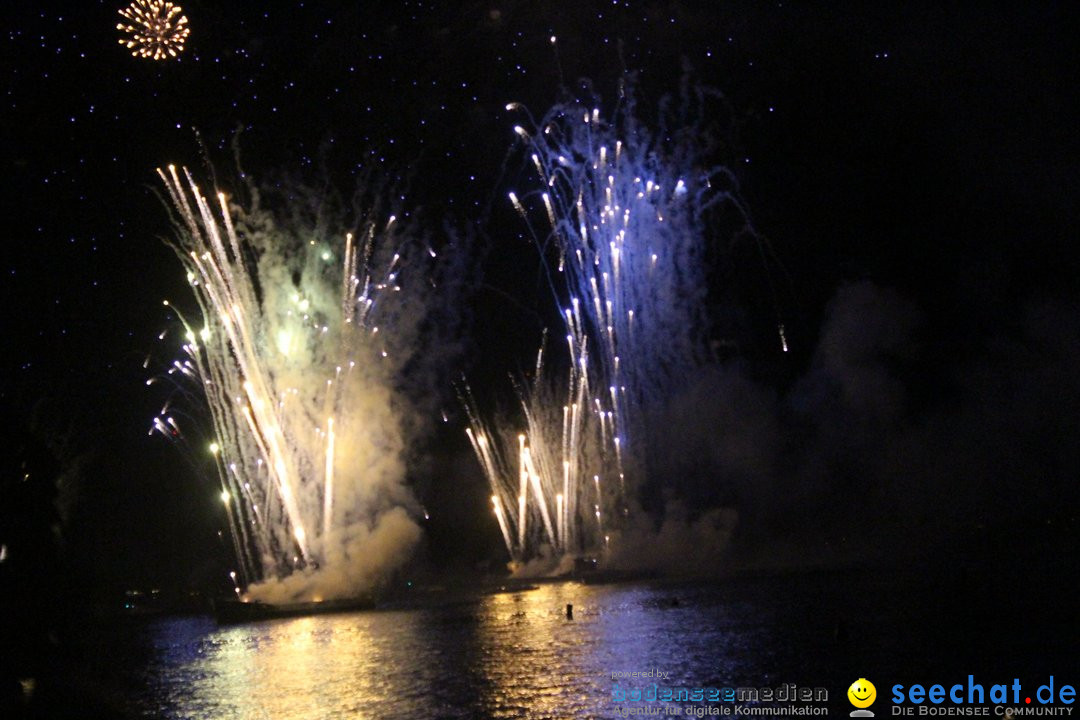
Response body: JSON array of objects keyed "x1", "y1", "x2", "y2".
[{"x1": 117, "y1": 0, "x2": 190, "y2": 61}]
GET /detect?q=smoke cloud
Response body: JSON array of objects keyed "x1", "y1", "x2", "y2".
[{"x1": 639, "y1": 279, "x2": 1080, "y2": 571}]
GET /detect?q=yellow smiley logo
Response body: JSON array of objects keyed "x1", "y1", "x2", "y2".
[{"x1": 848, "y1": 679, "x2": 876, "y2": 708}]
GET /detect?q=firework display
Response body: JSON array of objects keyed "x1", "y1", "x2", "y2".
[
  {"x1": 117, "y1": 0, "x2": 189, "y2": 61},
  {"x1": 467, "y1": 94, "x2": 753, "y2": 568},
  {"x1": 150, "y1": 166, "x2": 438, "y2": 601}
]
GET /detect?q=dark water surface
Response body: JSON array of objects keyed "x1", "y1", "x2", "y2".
[{"x1": 71, "y1": 569, "x2": 1074, "y2": 719}]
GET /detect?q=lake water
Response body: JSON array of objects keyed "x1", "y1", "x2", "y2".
[{"x1": 71, "y1": 569, "x2": 1074, "y2": 719}]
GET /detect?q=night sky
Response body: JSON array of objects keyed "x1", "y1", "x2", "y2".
[{"x1": 3, "y1": 2, "x2": 1079, "y2": 591}]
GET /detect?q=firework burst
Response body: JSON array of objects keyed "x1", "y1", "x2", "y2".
[
  {"x1": 467, "y1": 86, "x2": 756, "y2": 569},
  {"x1": 463, "y1": 334, "x2": 616, "y2": 567},
  {"x1": 149, "y1": 166, "x2": 454, "y2": 602},
  {"x1": 117, "y1": 0, "x2": 190, "y2": 61}
]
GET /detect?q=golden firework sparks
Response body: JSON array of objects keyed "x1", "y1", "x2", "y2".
[{"x1": 117, "y1": 0, "x2": 190, "y2": 61}]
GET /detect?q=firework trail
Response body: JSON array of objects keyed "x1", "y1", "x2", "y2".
[
  {"x1": 150, "y1": 166, "x2": 452, "y2": 602},
  {"x1": 469, "y1": 85, "x2": 756, "y2": 569}
]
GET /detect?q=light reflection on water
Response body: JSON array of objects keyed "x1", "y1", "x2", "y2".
[{"x1": 116, "y1": 577, "x2": 919, "y2": 719}]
